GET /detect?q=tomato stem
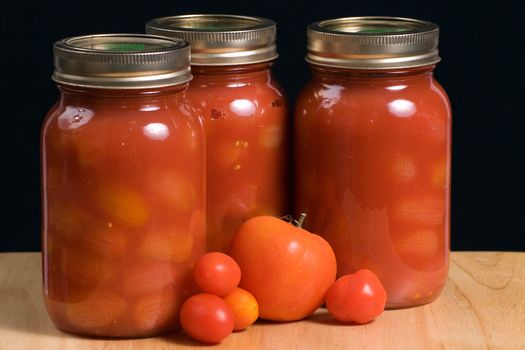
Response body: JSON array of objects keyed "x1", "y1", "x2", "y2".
[
  {"x1": 279, "y1": 213, "x2": 307, "y2": 228},
  {"x1": 279, "y1": 215, "x2": 293, "y2": 224},
  {"x1": 294, "y1": 213, "x2": 307, "y2": 228}
]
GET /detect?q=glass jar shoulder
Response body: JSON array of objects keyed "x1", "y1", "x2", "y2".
[
  {"x1": 186, "y1": 73, "x2": 287, "y2": 121},
  {"x1": 43, "y1": 90, "x2": 201, "y2": 144},
  {"x1": 41, "y1": 89, "x2": 204, "y2": 185},
  {"x1": 296, "y1": 74, "x2": 451, "y2": 122}
]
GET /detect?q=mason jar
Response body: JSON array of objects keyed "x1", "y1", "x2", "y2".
[
  {"x1": 295, "y1": 17, "x2": 451, "y2": 308},
  {"x1": 41, "y1": 34, "x2": 206, "y2": 337},
  {"x1": 147, "y1": 15, "x2": 289, "y2": 252}
]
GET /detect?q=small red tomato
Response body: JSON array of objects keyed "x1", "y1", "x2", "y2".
[
  {"x1": 180, "y1": 293, "x2": 234, "y2": 344},
  {"x1": 193, "y1": 252, "x2": 241, "y2": 296},
  {"x1": 325, "y1": 269, "x2": 387, "y2": 324}
]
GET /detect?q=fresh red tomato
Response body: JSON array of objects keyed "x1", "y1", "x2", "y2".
[
  {"x1": 229, "y1": 215, "x2": 337, "y2": 321},
  {"x1": 180, "y1": 293, "x2": 234, "y2": 344},
  {"x1": 325, "y1": 269, "x2": 387, "y2": 324},
  {"x1": 193, "y1": 252, "x2": 241, "y2": 296}
]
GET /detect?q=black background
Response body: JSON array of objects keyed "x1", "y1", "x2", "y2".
[{"x1": 1, "y1": 1, "x2": 523, "y2": 252}]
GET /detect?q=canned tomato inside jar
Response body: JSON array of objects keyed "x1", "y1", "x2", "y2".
[
  {"x1": 295, "y1": 17, "x2": 452, "y2": 308},
  {"x1": 147, "y1": 15, "x2": 290, "y2": 253},
  {"x1": 41, "y1": 34, "x2": 206, "y2": 337}
]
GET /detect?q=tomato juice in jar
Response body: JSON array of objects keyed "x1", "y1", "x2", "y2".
[
  {"x1": 41, "y1": 34, "x2": 206, "y2": 337},
  {"x1": 295, "y1": 17, "x2": 451, "y2": 308},
  {"x1": 147, "y1": 15, "x2": 289, "y2": 252}
]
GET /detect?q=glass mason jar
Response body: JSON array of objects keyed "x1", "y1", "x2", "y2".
[
  {"x1": 295, "y1": 17, "x2": 451, "y2": 308},
  {"x1": 147, "y1": 15, "x2": 289, "y2": 252},
  {"x1": 41, "y1": 34, "x2": 206, "y2": 337}
]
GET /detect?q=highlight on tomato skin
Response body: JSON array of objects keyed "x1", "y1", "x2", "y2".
[{"x1": 325, "y1": 269, "x2": 387, "y2": 324}]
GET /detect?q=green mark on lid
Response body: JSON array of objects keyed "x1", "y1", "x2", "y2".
[
  {"x1": 103, "y1": 43, "x2": 147, "y2": 51},
  {"x1": 356, "y1": 27, "x2": 411, "y2": 34},
  {"x1": 171, "y1": 18, "x2": 256, "y2": 31}
]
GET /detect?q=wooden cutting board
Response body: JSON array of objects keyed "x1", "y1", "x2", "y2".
[{"x1": 0, "y1": 252, "x2": 523, "y2": 350}]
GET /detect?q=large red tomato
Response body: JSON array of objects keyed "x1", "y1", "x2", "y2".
[{"x1": 229, "y1": 215, "x2": 337, "y2": 321}]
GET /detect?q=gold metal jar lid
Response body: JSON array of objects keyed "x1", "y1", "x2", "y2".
[
  {"x1": 53, "y1": 34, "x2": 191, "y2": 89},
  {"x1": 306, "y1": 17, "x2": 440, "y2": 69},
  {"x1": 146, "y1": 14, "x2": 278, "y2": 66}
]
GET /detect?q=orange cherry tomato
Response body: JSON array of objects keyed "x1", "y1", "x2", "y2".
[
  {"x1": 229, "y1": 215, "x2": 337, "y2": 321},
  {"x1": 180, "y1": 293, "x2": 234, "y2": 344},
  {"x1": 193, "y1": 252, "x2": 241, "y2": 296},
  {"x1": 222, "y1": 287, "x2": 259, "y2": 331},
  {"x1": 325, "y1": 269, "x2": 387, "y2": 324}
]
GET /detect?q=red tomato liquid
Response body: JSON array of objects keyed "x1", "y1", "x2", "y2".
[
  {"x1": 41, "y1": 85, "x2": 206, "y2": 337},
  {"x1": 186, "y1": 63, "x2": 289, "y2": 252},
  {"x1": 295, "y1": 66, "x2": 451, "y2": 308}
]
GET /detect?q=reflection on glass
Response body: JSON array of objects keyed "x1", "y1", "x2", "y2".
[
  {"x1": 230, "y1": 99, "x2": 256, "y2": 117},
  {"x1": 320, "y1": 84, "x2": 344, "y2": 109},
  {"x1": 226, "y1": 82, "x2": 247, "y2": 88},
  {"x1": 58, "y1": 107, "x2": 94, "y2": 130},
  {"x1": 388, "y1": 99, "x2": 416, "y2": 118},
  {"x1": 386, "y1": 85, "x2": 407, "y2": 91},
  {"x1": 143, "y1": 123, "x2": 170, "y2": 140},
  {"x1": 139, "y1": 105, "x2": 160, "y2": 112}
]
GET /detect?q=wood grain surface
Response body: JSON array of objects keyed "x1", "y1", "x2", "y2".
[{"x1": 0, "y1": 252, "x2": 523, "y2": 350}]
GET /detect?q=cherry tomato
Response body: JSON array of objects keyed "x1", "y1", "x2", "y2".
[
  {"x1": 193, "y1": 252, "x2": 241, "y2": 296},
  {"x1": 180, "y1": 293, "x2": 234, "y2": 344},
  {"x1": 325, "y1": 269, "x2": 387, "y2": 324},
  {"x1": 223, "y1": 287, "x2": 259, "y2": 331}
]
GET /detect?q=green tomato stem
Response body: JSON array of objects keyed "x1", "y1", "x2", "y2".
[
  {"x1": 294, "y1": 213, "x2": 307, "y2": 228},
  {"x1": 279, "y1": 213, "x2": 307, "y2": 228}
]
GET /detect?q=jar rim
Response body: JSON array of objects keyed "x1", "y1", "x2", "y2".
[
  {"x1": 306, "y1": 16, "x2": 440, "y2": 70},
  {"x1": 53, "y1": 34, "x2": 192, "y2": 89},
  {"x1": 146, "y1": 14, "x2": 278, "y2": 66}
]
